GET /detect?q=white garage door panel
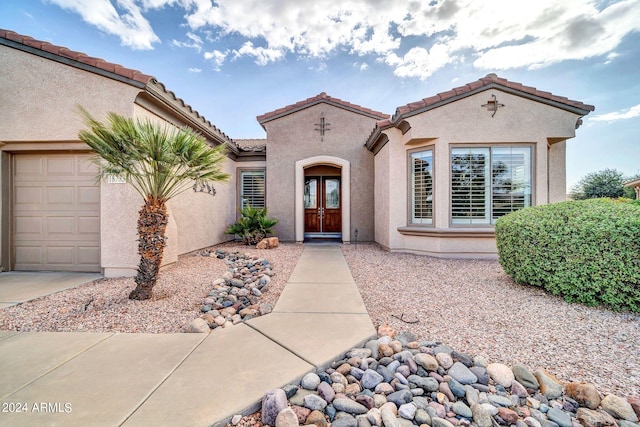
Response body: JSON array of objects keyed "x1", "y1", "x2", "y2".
[{"x1": 13, "y1": 154, "x2": 101, "y2": 272}]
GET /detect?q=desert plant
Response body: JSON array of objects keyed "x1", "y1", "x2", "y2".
[
  {"x1": 495, "y1": 198, "x2": 640, "y2": 312},
  {"x1": 78, "y1": 108, "x2": 230, "y2": 300},
  {"x1": 226, "y1": 204, "x2": 278, "y2": 245}
]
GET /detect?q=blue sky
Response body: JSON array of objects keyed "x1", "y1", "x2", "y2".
[{"x1": 1, "y1": 0, "x2": 639, "y2": 189}]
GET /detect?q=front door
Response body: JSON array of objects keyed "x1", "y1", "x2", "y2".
[{"x1": 304, "y1": 176, "x2": 341, "y2": 235}]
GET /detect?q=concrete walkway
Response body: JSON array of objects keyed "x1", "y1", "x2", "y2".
[
  {"x1": 0, "y1": 245, "x2": 376, "y2": 427},
  {"x1": 0, "y1": 272, "x2": 102, "y2": 309}
]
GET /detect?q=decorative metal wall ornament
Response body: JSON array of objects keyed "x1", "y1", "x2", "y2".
[
  {"x1": 192, "y1": 182, "x2": 217, "y2": 196},
  {"x1": 482, "y1": 94, "x2": 505, "y2": 117},
  {"x1": 314, "y1": 113, "x2": 331, "y2": 141}
]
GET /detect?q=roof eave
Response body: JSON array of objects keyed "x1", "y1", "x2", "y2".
[
  {"x1": 392, "y1": 83, "x2": 594, "y2": 125},
  {"x1": 144, "y1": 81, "x2": 239, "y2": 155},
  {"x1": 0, "y1": 36, "x2": 148, "y2": 89}
]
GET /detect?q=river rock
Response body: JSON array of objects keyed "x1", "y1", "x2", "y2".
[
  {"x1": 291, "y1": 405, "x2": 311, "y2": 424},
  {"x1": 576, "y1": 408, "x2": 617, "y2": 427},
  {"x1": 333, "y1": 398, "x2": 368, "y2": 415},
  {"x1": 387, "y1": 389, "x2": 414, "y2": 406},
  {"x1": 565, "y1": 382, "x2": 601, "y2": 410},
  {"x1": 263, "y1": 389, "x2": 289, "y2": 425},
  {"x1": 381, "y1": 403, "x2": 400, "y2": 427},
  {"x1": 317, "y1": 381, "x2": 335, "y2": 403},
  {"x1": 513, "y1": 365, "x2": 540, "y2": 390},
  {"x1": 415, "y1": 353, "x2": 439, "y2": 371},
  {"x1": 534, "y1": 369, "x2": 563, "y2": 399},
  {"x1": 362, "y1": 369, "x2": 385, "y2": 389},
  {"x1": 471, "y1": 404, "x2": 493, "y2": 427},
  {"x1": 448, "y1": 362, "x2": 478, "y2": 385},
  {"x1": 378, "y1": 324, "x2": 398, "y2": 339},
  {"x1": 332, "y1": 414, "x2": 357, "y2": 427},
  {"x1": 184, "y1": 317, "x2": 210, "y2": 333},
  {"x1": 304, "y1": 394, "x2": 328, "y2": 411},
  {"x1": 601, "y1": 394, "x2": 639, "y2": 422},
  {"x1": 452, "y1": 401, "x2": 473, "y2": 418},
  {"x1": 301, "y1": 372, "x2": 321, "y2": 390},
  {"x1": 398, "y1": 402, "x2": 417, "y2": 419},
  {"x1": 487, "y1": 363, "x2": 515, "y2": 387},
  {"x1": 498, "y1": 407, "x2": 519, "y2": 424},
  {"x1": 436, "y1": 353, "x2": 454, "y2": 369},
  {"x1": 306, "y1": 410, "x2": 328, "y2": 427},
  {"x1": 547, "y1": 407, "x2": 572, "y2": 427},
  {"x1": 276, "y1": 407, "x2": 300, "y2": 427},
  {"x1": 432, "y1": 417, "x2": 455, "y2": 427},
  {"x1": 408, "y1": 374, "x2": 439, "y2": 392}
]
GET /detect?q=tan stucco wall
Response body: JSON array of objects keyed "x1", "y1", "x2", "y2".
[
  {"x1": 548, "y1": 141, "x2": 567, "y2": 203},
  {"x1": 263, "y1": 102, "x2": 378, "y2": 242},
  {"x1": 0, "y1": 44, "x2": 237, "y2": 275},
  {"x1": 376, "y1": 88, "x2": 583, "y2": 258},
  {"x1": 0, "y1": 45, "x2": 140, "y2": 141},
  {"x1": 373, "y1": 143, "x2": 391, "y2": 249}
]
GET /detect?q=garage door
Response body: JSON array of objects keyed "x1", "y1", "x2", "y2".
[{"x1": 13, "y1": 153, "x2": 100, "y2": 272}]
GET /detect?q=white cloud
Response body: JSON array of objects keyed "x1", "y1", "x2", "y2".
[
  {"x1": 188, "y1": 67, "x2": 202, "y2": 72},
  {"x1": 203, "y1": 49, "x2": 227, "y2": 71},
  {"x1": 590, "y1": 104, "x2": 640, "y2": 122},
  {"x1": 171, "y1": 32, "x2": 203, "y2": 51},
  {"x1": 232, "y1": 41, "x2": 285, "y2": 65},
  {"x1": 47, "y1": 0, "x2": 160, "y2": 50},
  {"x1": 177, "y1": 0, "x2": 640, "y2": 78},
  {"x1": 47, "y1": 0, "x2": 640, "y2": 77}
]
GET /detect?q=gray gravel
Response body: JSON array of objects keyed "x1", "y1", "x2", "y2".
[
  {"x1": 2, "y1": 241, "x2": 638, "y2": 399},
  {"x1": 341, "y1": 243, "x2": 640, "y2": 398},
  {"x1": 0, "y1": 242, "x2": 303, "y2": 333}
]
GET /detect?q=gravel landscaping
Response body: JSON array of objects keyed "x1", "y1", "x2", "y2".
[
  {"x1": 0, "y1": 242, "x2": 303, "y2": 333},
  {"x1": 341, "y1": 243, "x2": 640, "y2": 398},
  {"x1": 1, "y1": 240, "x2": 638, "y2": 402}
]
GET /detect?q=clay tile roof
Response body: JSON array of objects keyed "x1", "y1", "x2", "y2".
[
  {"x1": 235, "y1": 139, "x2": 267, "y2": 151},
  {"x1": 257, "y1": 92, "x2": 389, "y2": 124},
  {"x1": 391, "y1": 73, "x2": 595, "y2": 122},
  {"x1": 0, "y1": 29, "x2": 154, "y2": 85}
]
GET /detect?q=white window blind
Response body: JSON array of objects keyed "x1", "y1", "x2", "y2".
[
  {"x1": 451, "y1": 148, "x2": 491, "y2": 224},
  {"x1": 410, "y1": 150, "x2": 433, "y2": 224},
  {"x1": 451, "y1": 146, "x2": 531, "y2": 225},
  {"x1": 240, "y1": 170, "x2": 265, "y2": 208}
]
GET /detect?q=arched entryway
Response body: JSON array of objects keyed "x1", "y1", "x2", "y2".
[{"x1": 295, "y1": 156, "x2": 350, "y2": 243}]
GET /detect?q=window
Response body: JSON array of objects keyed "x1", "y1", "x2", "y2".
[
  {"x1": 410, "y1": 149, "x2": 433, "y2": 224},
  {"x1": 451, "y1": 146, "x2": 531, "y2": 225},
  {"x1": 240, "y1": 170, "x2": 265, "y2": 208}
]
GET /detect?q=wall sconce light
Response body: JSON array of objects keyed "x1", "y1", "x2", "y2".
[
  {"x1": 193, "y1": 182, "x2": 217, "y2": 196},
  {"x1": 482, "y1": 94, "x2": 505, "y2": 117}
]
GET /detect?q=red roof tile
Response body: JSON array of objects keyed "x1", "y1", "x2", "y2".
[
  {"x1": 391, "y1": 73, "x2": 594, "y2": 121},
  {"x1": 0, "y1": 29, "x2": 154, "y2": 84},
  {"x1": 257, "y1": 92, "x2": 389, "y2": 124}
]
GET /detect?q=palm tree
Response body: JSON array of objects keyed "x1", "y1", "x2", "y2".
[{"x1": 78, "y1": 108, "x2": 230, "y2": 300}]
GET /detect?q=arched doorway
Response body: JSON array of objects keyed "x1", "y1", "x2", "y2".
[
  {"x1": 303, "y1": 165, "x2": 341, "y2": 237},
  {"x1": 295, "y1": 156, "x2": 350, "y2": 243}
]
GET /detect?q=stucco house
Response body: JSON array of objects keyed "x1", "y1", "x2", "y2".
[
  {"x1": 624, "y1": 178, "x2": 640, "y2": 199},
  {"x1": 0, "y1": 29, "x2": 594, "y2": 276}
]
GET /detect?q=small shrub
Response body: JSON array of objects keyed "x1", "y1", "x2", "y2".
[
  {"x1": 495, "y1": 198, "x2": 640, "y2": 312},
  {"x1": 226, "y1": 205, "x2": 278, "y2": 245}
]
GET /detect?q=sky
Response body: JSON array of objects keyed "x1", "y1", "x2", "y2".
[{"x1": 1, "y1": 0, "x2": 639, "y2": 189}]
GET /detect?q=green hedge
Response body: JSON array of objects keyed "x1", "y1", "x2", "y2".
[{"x1": 495, "y1": 198, "x2": 640, "y2": 312}]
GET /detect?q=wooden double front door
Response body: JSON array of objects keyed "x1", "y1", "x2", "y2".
[{"x1": 304, "y1": 176, "x2": 341, "y2": 233}]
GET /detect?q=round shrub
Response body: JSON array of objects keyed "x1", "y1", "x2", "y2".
[{"x1": 495, "y1": 198, "x2": 640, "y2": 312}]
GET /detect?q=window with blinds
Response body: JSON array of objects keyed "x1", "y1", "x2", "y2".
[
  {"x1": 451, "y1": 146, "x2": 531, "y2": 225},
  {"x1": 240, "y1": 170, "x2": 265, "y2": 208},
  {"x1": 410, "y1": 150, "x2": 434, "y2": 224}
]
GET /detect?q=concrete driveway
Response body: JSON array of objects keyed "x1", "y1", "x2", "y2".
[{"x1": 0, "y1": 272, "x2": 102, "y2": 308}]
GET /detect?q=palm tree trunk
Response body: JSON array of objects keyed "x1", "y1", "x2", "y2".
[{"x1": 129, "y1": 198, "x2": 168, "y2": 300}]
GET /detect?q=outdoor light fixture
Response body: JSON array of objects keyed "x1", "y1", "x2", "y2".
[
  {"x1": 193, "y1": 182, "x2": 216, "y2": 196},
  {"x1": 482, "y1": 94, "x2": 504, "y2": 117}
]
